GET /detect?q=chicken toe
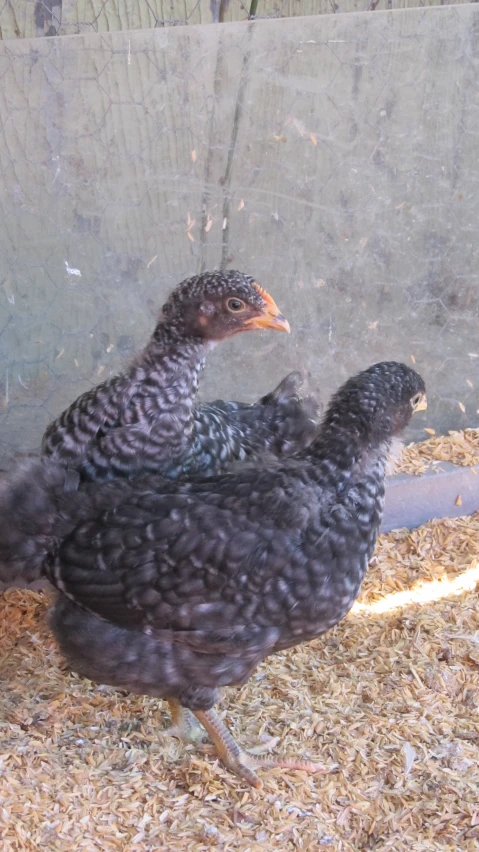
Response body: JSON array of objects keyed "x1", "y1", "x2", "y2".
[{"x1": 193, "y1": 708, "x2": 326, "y2": 788}]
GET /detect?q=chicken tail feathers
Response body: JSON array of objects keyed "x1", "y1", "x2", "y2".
[{"x1": 0, "y1": 457, "x2": 83, "y2": 585}]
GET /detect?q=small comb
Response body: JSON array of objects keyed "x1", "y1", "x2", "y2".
[{"x1": 253, "y1": 282, "x2": 276, "y2": 307}]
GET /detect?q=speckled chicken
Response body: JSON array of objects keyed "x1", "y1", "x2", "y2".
[
  {"x1": 0, "y1": 362, "x2": 426, "y2": 787},
  {"x1": 42, "y1": 270, "x2": 319, "y2": 483}
]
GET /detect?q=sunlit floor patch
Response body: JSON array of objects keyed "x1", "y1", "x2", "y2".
[{"x1": 354, "y1": 562, "x2": 479, "y2": 615}]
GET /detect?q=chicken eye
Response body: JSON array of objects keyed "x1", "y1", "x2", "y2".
[
  {"x1": 227, "y1": 298, "x2": 245, "y2": 312},
  {"x1": 411, "y1": 392, "x2": 427, "y2": 411}
]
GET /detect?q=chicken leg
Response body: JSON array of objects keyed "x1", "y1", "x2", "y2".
[
  {"x1": 193, "y1": 708, "x2": 326, "y2": 788},
  {"x1": 165, "y1": 699, "x2": 207, "y2": 744}
]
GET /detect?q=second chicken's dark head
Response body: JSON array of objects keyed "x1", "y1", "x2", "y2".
[
  {"x1": 325, "y1": 361, "x2": 427, "y2": 446},
  {"x1": 160, "y1": 270, "x2": 290, "y2": 342}
]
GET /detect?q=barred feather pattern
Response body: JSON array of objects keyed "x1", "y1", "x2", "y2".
[
  {"x1": 45, "y1": 364, "x2": 425, "y2": 711},
  {"x1": 43, "y1": 353, "x2": 319, "y2": 483},
  {"x1": 42, "y1": 334, "x2": 208, "y2": 481},
  {"x1": 1, "y1": 379, "x2": 318, "y2": 585},
  {"x1": 0, "y1": 363, "x2": 425, "y2": 716},
  {"x1": 0, "y1": 459, "x2": 128, "y2": 585},
  {"x1": 160, "y1": 372, "x2": 320, "y2": 479}
]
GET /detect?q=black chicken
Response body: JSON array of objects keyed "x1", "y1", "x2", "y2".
[
  {"x1": 0, "y1": 362, "x2": 426, "y2": 787},
  {"x1": 42, "y1": 270, "x2": 318, "y2": 484}
]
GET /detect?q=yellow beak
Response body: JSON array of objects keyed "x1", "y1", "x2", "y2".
[
  {"x1": 244, "y1": 285, "x2": 291, "y2": 333},
  {"x1": 413, "y1": 394, "x2": 427, "y2": 412}
]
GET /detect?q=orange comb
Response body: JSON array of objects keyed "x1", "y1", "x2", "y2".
[{"x1": 253, "y1": 282, "x2": 276, "y2": 308}]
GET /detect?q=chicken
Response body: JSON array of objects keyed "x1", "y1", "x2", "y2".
[
  {"x1": 0, "y1": 362, "x2": 426, "y2": 787},
  {"x1": 42, "y1": 270, "x2": 319, "y2": 484},
  {"x1": 1, "y1": 269, "x2": 319, "y2": 585}
]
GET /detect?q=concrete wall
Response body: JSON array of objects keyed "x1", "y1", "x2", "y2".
[{"x1": 0, "y1": 7, "x2": 478, "y2": 463}]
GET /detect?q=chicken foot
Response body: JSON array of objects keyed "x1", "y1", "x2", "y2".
[{"x1": 193, "y1": 708, "x2": 326, "y2": 788}]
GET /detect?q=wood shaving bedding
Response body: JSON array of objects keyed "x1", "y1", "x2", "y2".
[
  {"x1": 397, "y1": 429, "x2": 479, "y2": 476},
  {"x1": 1, "y1": 429, "x2": 479, "y2": 851}
]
